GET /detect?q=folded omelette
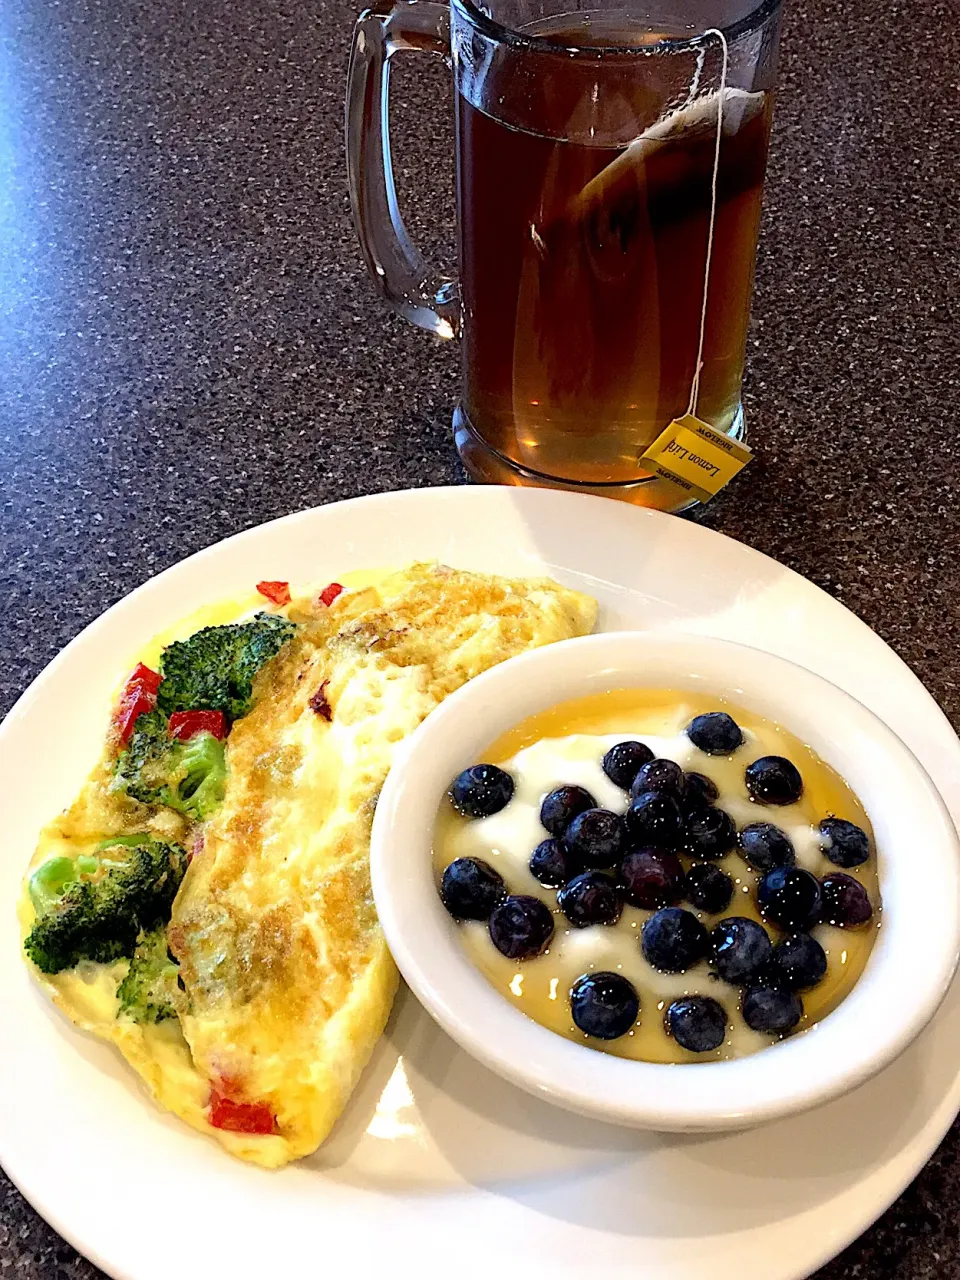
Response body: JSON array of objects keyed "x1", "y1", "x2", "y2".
[{"x1": 20, "y1": 563, "x2": 596, "y2": 1166}]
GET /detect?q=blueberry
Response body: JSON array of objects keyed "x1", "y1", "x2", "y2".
[
  {"x1": 686, "y1": 712, "x2": 744, "y2": 755},
  {"x1": 602, "y1": 740, "x2": 654, "y2": 790},
  {"x1": 540, "y1": 785, "x2": 597, "y2": 838},
  {"x1": 528, "y1": 838, "x2": 579, "y2": 888},
  {"x1": 641, "y1": 907, "x2": 708, "y2": 972},
  {"x1": 625, "y1": 790, "x2": 685, "y2": 848},
  {"x1": 564, "y1": 808, "x2": 624, "y2": 869},
  {"x1": 757, "y1": 866, "x2": 822, "y2": 931},
  {"x1": 439, "y1": 857, "x2": 505, "y2": 920},
  {"x1": 683, "y1": 806, "x2": 736, "y2": 859},
  {"x1": 570, "y1": 971, "x2": 640, "y2": 1040},
  {"x1": 745, "y1": 756, "x2": 804, "y2": 806},
  {"x1": 631, "y1": 758, "x2": 685, "y2": 797},
  {"x1": 770, "y1": 933, "x2": 828, "y2": 990},
  {"x1": 620, "y1": 848, "x2": 685, "y2": 909},
  {"x1": 738, "y1": 822, "x2": 796, "y2": 872},
  {"x1": 684, "y1": 862, "x2": 734, "y2": 914},
  {"x1": 742, "y1": 985, "x2": 803, "y2": 1034},
  {"x1": 819, "y1": 817, "x2": 870, "y2": 868},
  {"x1": 710, "y1": 916, "x2": 773, "y2": 985},
  {"x1": 557, "y1": 871, "x2": 622, "y2": 927},
  {"x1": 820, "y1": 873, "x2": 874, "y2": 928},
  {"x1": 449, "y1": 764, "x2": 515, "y2": 817},
  {"x1": 665, "y1": 996, "x2": 727, "y2": 1052},
  {"x1": 682, "y1": 771, "x2": 720, "y2": 812},
  {"x1": 488, "y1": 895, "x2": 555, "y2": 959}
]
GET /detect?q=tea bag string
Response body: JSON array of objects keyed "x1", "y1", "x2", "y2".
[{"x1": 686, "y1": 27, "x2": 729, "y2": 418}]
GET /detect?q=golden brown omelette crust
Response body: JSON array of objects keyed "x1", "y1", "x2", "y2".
[{"x1": 169, "y1": 563, "x2": 597, "y2": 1160}]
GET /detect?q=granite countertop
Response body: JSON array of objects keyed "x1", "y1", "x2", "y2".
[{"x1": 1, "y1": 0, "x2": 958, "y2": 1273}]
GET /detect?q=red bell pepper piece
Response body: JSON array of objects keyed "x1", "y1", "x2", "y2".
[
  {"x1": 168, "y1": 709, "x2": 228, "y2": 741},
  {"x1": 114, "y1": 663, "x2": 162, "y2": 746},
  {"x1": 319, "y1": 582, "x2": 343, "y2": 607},
  {"x1": 129, "y1": 663, "x2": 162, "y2": 695},
  {"x1": 256, "y1": 580, "x2": 291, "y2": 606},
  {"x1": 208, "y1": 1089, "x2": 277, "y2": 1135}
]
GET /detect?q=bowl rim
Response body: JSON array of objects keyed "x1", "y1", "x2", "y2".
[{"x1": 370, "y1": 631, "x2": 960, "y2": 1130}]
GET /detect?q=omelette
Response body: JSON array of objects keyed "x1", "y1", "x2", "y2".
[{"x1": 20, "y1": 563, "x2": 596, "y2": 1166}]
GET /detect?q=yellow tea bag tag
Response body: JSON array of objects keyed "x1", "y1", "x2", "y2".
[{"x1": 639, "y1": 415, "x2": 752, "y2": 504}]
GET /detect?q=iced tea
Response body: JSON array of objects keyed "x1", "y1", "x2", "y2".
[{"x1": 456, "y1": 24, "x2": 773, "y2": 485}]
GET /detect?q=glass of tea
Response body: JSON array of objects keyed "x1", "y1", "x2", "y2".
[{"x1": 347, "y1": 0, "x2": 784, "y2": 510}]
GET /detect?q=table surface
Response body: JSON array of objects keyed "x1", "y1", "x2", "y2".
[{"x1": 1, "y1": 0, "x2": 958, "y2": 1273}]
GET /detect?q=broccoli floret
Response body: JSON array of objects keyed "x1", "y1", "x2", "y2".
[
  {"x1": 156, "y1": 612, "x2": 295, "y2": 723},
  {"x1": 112, "y1": 710, "x2": 175, "y2": 808},
  {"x1": 28, "y1": 856, "x2": 77, "y2": 915},
  {"x1": 112, "y1": 711, "x2": 226, "y2": 820},
  {"x1": 117, "y1": 927, "x2": 179, "y2": 1023},
  {"x1": 24, "y1": 839, "x2": 187, "y2": 975},
  {"x1": 173, "y1": 731, "x2": 227, "y2": 820},
  {"x1": 111, "y1": 613, "x2": 292, "y2": 817}
]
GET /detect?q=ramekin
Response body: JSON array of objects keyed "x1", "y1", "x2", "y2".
[{"x1": 371, "y1": 632, "x2": 960, "y2": 1131}]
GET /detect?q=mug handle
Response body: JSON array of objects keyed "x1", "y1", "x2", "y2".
[{"x1": 346, "y1": 2, "x2": 461, "y2": 339}]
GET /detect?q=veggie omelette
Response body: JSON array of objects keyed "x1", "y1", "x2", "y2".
[{"x1": 19, "y1": 563, "x2": 596, "y2": 1166}]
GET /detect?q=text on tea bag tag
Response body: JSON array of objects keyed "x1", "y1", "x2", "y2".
[
  {"x1": 640, "y1": 27, "x2": 753, "y2": 501},
  {"x1": 641, "y1": 414, "x2": 752, "y2": 503}
]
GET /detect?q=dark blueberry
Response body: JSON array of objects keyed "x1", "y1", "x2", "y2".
[
  {"x1": 757, "y1": 866, "x2": 823, "y2": 931},
  {"x1": 540, "y1": 785, "x2": 597, "y2": 838},
  {"x1": 625, "y1": 790, "x2": 685, "y2": 848},
  {"x1": 819, "y1": 817, "x2": 871, "y2": 868},
  {"x1": 710, "y1": 917, "x2": 773, "y2": 985},
  {"x1": 641, "y1": 907, "x2": 708, "y2": 972},
  {"x1": 738, "y1": 822, "x2": 796, "y2": 872},
  {"x1": 686, "y1": 712, "x2": 744, "y2": 756},
  {"x1": 620, "y1": 848, "x2": 685, "y2": 909},
  {"x1": 742, "y1": 985, "x2": 803, "y2": 1034},
  {"x1": 745, "y1": 755, "x2": 804, "y2": 806},
  {"x1": 665, "y1": 996, "x2": 727, "y2": 1052},
  {"x1": 682, "y1": 771, "x2": 720, "y2": 812},
  {"x1": 564, "y1": 808, "x2": 624, "y2": 869},
  {"x1": 570, "y1": 971, "x2": 640, "y2": 1040},
  {"x1": 631, "y1": 757, "x2": 685, "y2": 797},
  {"x1": 557, "y1": 871, "x2": 623, "y2": 927},
  {"x1": 449, "y1": 763, "x2": 515, "y2": 818},
  {"x1": 488, "y1": 895, "x2": 555, "y2": 959},
  {"x1": 528, "y1": 838, "x2": 579, "y2": 888},
  {"x1": 770, "y1": 933, "x2": 828, "y2": 990},
  {"x1": 820, "y1": 873, "x2": 874, "y2": 928},
  {"x1": 683, "y1": 806, "x2": 737, "y2": 859},
  {"x1": 684, "y1": 862, "x2": 734, "y2": 914},
  {"x1": 439, "y1": 858, "x2": 506, "y2": 920},
  {"x1": 602, "y1": 740, "x2": 654, "y2": 790}
]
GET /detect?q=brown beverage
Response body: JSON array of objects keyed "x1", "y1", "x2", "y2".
[{"x1": 456, "y1": 24, "x2": 773, "y2": 487}]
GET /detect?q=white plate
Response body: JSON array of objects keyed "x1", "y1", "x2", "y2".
[{"x1": 1, "y1": 486, "x2": 958, "y2": 1280}]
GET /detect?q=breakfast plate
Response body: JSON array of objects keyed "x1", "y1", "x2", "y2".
[{"x1": 1, "y1": 485, "x2": 958, "y2": 1280}]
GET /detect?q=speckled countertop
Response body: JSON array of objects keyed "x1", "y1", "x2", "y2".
[{"x1": 1, "y1": 0, "x2": 958, "y2": 1273}]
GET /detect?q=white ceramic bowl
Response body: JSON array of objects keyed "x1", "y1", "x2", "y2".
[{"x1": 371, "y1": 632, "x2": 960, "y2": 1131}]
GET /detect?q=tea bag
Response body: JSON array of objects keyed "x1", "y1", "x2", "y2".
[
  {"x1": 636, "y1": 33, "x2": 757, "y2": 498},
  {"x1": 570, "y1": 85, "x2": 766, "y2": 295},
  {"x1": 575, "y1": 84, "x2": 765, "y2": 208}
]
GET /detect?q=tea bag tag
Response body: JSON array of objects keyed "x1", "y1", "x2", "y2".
[
  {"x1": 640, "y1": 415, "x2": 752, "y2": 504},
  {"x1": 640, "y1": 27, "x2": 753, "y2": 504}
]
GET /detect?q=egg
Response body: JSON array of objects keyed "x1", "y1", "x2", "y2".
[{"x1": 22, "y1": 562, "x2": 597, "y2": 1166}]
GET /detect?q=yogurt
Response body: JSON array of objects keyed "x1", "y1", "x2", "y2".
[{"x1": 433, "y1": 688, "x2": 881, "y2": 1064}]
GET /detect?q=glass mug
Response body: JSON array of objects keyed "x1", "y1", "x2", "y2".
[{"x1": 347, "y1": 0, "x2": 783, "y2": 510}]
